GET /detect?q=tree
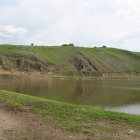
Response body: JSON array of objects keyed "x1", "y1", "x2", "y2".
[
  {"x1": 61, "y1": 44, "x2": 68, "y2": 46},
  {"x1": 31, "y1": 43, "x2": 34, "y2": 46},
  {"x1": 69, "y1": 43, "x2": 74, "y2": 46}
]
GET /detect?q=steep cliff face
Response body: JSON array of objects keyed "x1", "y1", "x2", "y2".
[{"x1": 0, "y1": 45, "x2": 140, "y2": 76}]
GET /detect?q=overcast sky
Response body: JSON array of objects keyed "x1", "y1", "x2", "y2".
[{"x1": 0, "y1": 0, "x2": 140, "y2": 51}]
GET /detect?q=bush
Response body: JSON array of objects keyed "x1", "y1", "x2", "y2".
[
  {"x1": 102, "y1": 46, "x2": 107, "y2": 48},
  {"x1": 61, "y1": 43, "x2": 74, "y2": 47}
]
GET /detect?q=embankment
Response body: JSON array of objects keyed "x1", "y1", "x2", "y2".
[{"x1": 0, "y1": 90, "x2": 140, "y2": 140}]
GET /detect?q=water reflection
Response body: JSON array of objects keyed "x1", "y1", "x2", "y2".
[
  {"x1": 0, "y1": 75, "x2": 140, "y2": 115},
  {"x1": 105, "y1": 104, "x2": 140, "y2": 115}
]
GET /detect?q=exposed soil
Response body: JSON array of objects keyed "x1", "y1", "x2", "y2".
[
  {"x1": 0, "y1": 103, "x2": 140, "y2": 140},
  {"x1": 0, "y1": 103, "x2": 91, "y2": 140}
]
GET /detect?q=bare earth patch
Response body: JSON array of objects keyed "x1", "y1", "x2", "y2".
[
  {"x1": 0, "y1": 103, "x2": 140, "y2": 140},
  {"x1": 0, "y1": 104, "x2": 91, "y2": 140}
]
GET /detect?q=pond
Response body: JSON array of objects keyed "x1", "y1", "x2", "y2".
[{"x1": 0, "y1": 75, "x2": 140, "y2": 115}]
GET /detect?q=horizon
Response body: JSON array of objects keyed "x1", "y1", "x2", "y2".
[
  {"x1": 0, "y1": 43, "x2": 139, "y2": 52},
  {"x1": 0, "y1": 0, "x2": 140, "y2": 52}
]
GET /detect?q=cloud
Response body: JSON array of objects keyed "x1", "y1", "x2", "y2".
[
  {"x1": 0, "y1": 25, "x2": 27, "y2": 43},
  {"x1": 0, "y1": 25, "x2": 27, "y2": 36},
  {"x1": 0, "y1": 0, "x2": 140, "y2": 51}
]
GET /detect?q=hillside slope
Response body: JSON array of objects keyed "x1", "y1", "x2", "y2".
[{"x1": 0, "y1": 45, "x2": 140, "y2": 76}]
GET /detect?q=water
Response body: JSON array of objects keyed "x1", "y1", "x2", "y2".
[{"x1": 0, "y1": 75, "x2": 140, "y2": 115}]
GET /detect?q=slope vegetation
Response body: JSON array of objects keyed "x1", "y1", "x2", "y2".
[{"x1": 0, "y1": 45, "x2": 140, "y2": 76}]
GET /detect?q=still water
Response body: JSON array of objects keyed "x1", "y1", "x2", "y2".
[{"x1": 0, "y1": 75, "x2": 140, "y2": 115}]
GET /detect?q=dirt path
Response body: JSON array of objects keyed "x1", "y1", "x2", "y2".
[{"x1": 0, "y1": 105, "x2": 89, "y2": 140}]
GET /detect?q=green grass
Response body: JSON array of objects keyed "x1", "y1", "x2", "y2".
[
  {"x1": 0, "y1": 90, "x2": 140, "y2": 136},
  {"x1": 1, "y1": 45, "x2": 140, "y2": 75}
]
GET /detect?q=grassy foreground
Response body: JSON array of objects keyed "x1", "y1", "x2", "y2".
[{"x1": 0, "y1": 90, "x2": 140, "y2": 137}]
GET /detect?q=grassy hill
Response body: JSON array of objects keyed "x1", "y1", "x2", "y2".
[{"x1": 0, "y1": 44, "x2": 140, "y2": 76}]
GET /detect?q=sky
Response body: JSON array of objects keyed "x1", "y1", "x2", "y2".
[{"x1": 0, "y1": 0, "x2": 140, "y2": 51}]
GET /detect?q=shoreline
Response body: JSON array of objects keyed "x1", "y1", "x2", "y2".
[
  {"x1": 1, "y1": 71, "x2": 140, "y2": 80},
  {"x1": 0, "y1": 90, "x2": 140, "y2": 122},
  {"x1": 0, "y1": 90, "x2": 140, "y2": 139}
]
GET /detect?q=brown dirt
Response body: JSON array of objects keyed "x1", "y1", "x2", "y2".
[
  {"x1": 0, "y1": 103, "x2": 140, "y2": 140},
  {"x1": 0, "y1": 104, "x2": 91, "y2": 140}
]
